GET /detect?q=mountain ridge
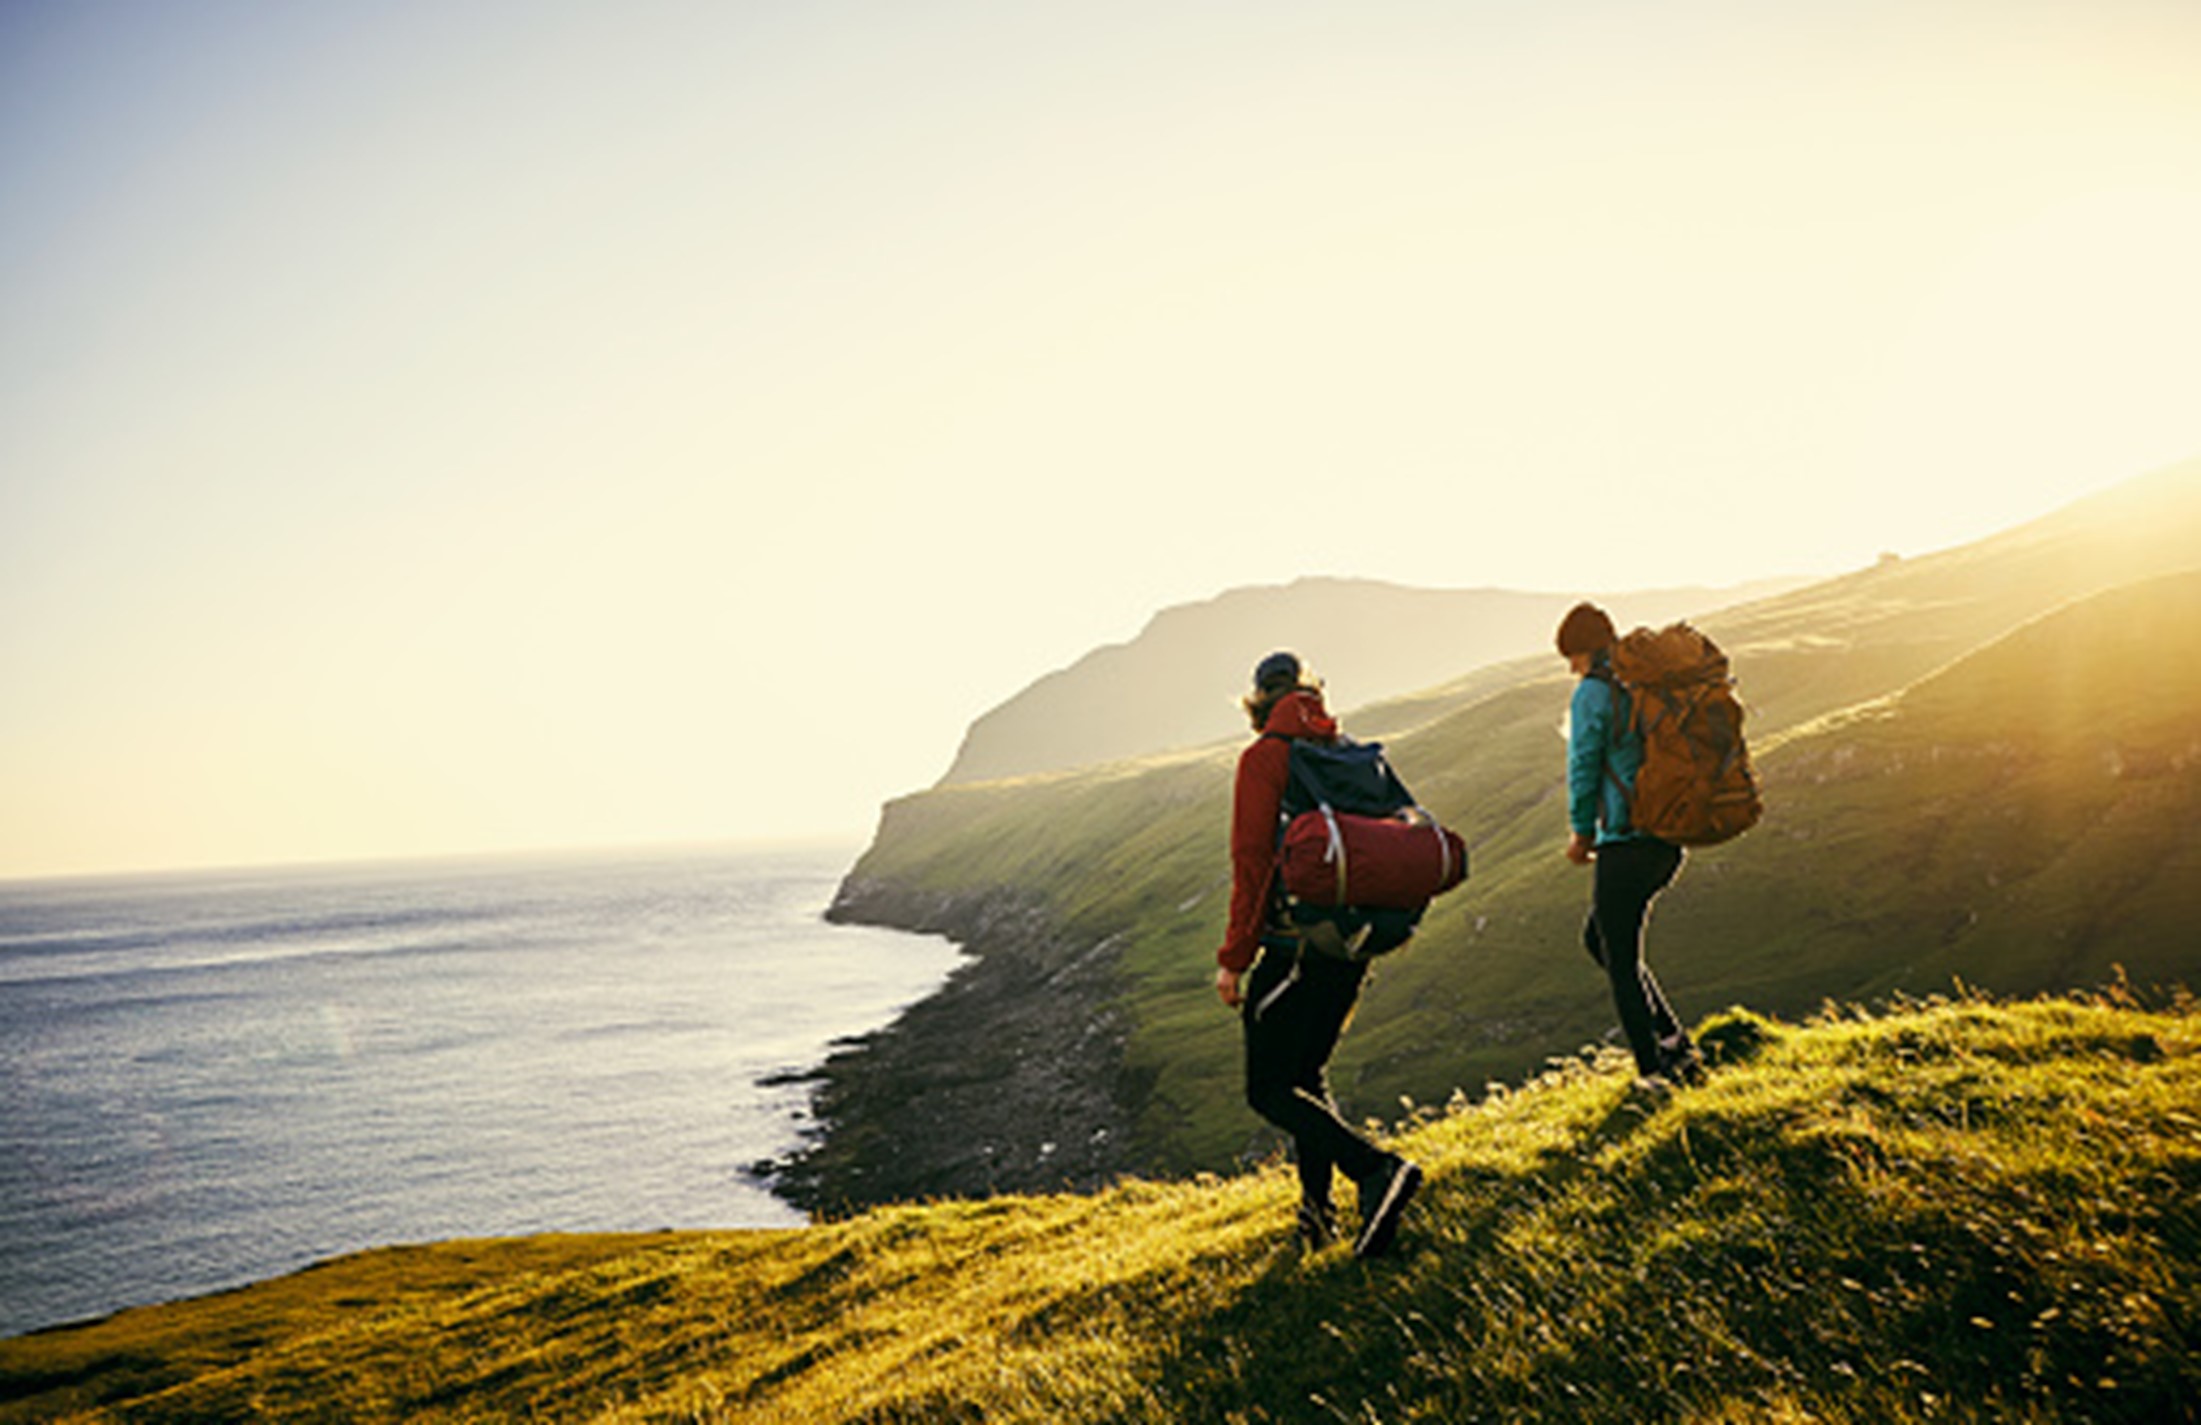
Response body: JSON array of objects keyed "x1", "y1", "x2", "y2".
[{"x1": 940, "y1": 574, "x2": 1809, "y2": 784}]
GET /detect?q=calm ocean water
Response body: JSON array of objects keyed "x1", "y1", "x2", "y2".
[{"x1": 0, "y1": 843, "x2": 963, "y2": 1338}]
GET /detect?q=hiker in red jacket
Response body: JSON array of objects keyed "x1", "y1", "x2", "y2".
[{"x1": 1216, "y1": 651, "x2": 1422, "y2": 1258}]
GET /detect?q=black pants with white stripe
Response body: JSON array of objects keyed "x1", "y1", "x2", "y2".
[
  {"x1": 1584, "y1": 835, "x2": 1688, "y2": 1076},
  {"x1": 1242, "y1": 943, "x2": 1386, "y2": 1207}
]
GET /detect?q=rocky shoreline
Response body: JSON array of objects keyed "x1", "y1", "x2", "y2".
[{"x1": 761, "y1": 875, "x2": 1152, "y2": 1216}]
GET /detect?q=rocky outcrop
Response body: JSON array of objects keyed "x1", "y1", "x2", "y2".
[{"x1": 763, "y1": 876, "x2": 1151, "y2": 1215}]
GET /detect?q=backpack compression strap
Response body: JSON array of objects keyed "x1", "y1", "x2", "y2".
[{"x1": 1309, "y1": 801, "x2": 1452, "y2": 905}]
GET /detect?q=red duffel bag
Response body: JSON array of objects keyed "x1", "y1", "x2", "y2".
[{"x1": 1278, "y1": 807, "x2": 1469, "y2": 908}]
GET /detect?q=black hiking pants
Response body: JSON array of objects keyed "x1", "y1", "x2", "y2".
[
  {"x1": 1584, "y1": 836, "x2": 1688, "y2": 1077},
  {"x1": 1242, "y1": 944, "x2": 1388, "y2": 1207}
]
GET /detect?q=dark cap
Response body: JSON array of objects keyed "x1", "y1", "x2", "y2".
[{"x1": 1252, "y1": 650, "x2": 1303, "y2": 692}]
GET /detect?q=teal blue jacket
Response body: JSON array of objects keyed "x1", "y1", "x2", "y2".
[{"x1": 1568, "y1": 665, "x2": 1645, "y2": 844}]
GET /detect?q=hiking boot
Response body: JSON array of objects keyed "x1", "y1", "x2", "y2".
[
  {"x1": 1296, "y1": 1198, "x2": 1338, "y2": 1250},
  {"x1": 1658, "y1": 1035, "x2": 1708, "y2": 1087},
  {"x1": 1353, "y1": 1156, "x2": 1422, "y2": 1259}
]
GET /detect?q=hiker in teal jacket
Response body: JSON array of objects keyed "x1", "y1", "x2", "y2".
[
  {"x1": 1566, "y1": 662, "x2": 1643, "y2": 850},
  {"x1": 1557, "y1": 603, "x2": 1706, "y2": 1087}
]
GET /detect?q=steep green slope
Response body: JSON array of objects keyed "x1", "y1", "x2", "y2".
[
  {"x1": 819, "y1": 460, "x2": 2201, "y2": 1196},
  {"x1": 7, "y1": 993, "x2": 2195, "y2": 1423},
  {"x1": 1740, "y1": 567, "x2": 2201, "y2": 1001}
]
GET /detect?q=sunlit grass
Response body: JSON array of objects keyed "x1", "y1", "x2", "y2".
[{"x1": 6, "y1": 987, "x2": 2195, "y2": 1422}]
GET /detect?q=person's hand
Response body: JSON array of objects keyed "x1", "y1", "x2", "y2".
[
  {"x1": 1565, "y1": 832, "x2": 1594, "y2": 865},
  {"x1": 1216, "y1": 965, "x2": 1244, "y2": 1008}
]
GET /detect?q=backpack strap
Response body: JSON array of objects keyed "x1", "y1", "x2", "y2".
[
  {"x1": 1273, "y1": 734, "x2": 1331, "y2": 832},
  {"x1": 1586, "y1": 667, "x2": 1637, "y2": 814},
  {"x1": 1261, "y1": 733, "x2": 1309, "y2": 932},
  {"x1": 1315, "y1": 802, "x2": 1349, "y2": 905}
]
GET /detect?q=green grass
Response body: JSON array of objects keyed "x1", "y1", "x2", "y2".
[{"x1": 6, "y1": 988, "x2": 2196, "y2": 1422}]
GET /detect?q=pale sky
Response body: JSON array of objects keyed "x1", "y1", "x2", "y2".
[{"x1": 5, "y1": 0, "x2": 2199, "y2": 880}]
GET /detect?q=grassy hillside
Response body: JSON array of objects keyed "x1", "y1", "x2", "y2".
[
  {"x1": 827, "y1": 459, "x2": 2201, "y2": 1186},
  {"x1": 1339, "y1": 566, "x2": 2201, "y2": 1120},
  {"x1": 7, "y1": 991, "x2": 2195, "y2": 1422}
]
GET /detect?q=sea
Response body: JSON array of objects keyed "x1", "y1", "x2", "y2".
[{"x1": 0, "y1": 842, "x2": 965, "y2": 1339}]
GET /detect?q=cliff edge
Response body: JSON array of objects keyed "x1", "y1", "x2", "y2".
[{"x1": 768, "y1": 875, "x2": 1151, "y2": 1213}]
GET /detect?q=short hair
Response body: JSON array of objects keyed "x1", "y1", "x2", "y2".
[{"x1": 1555, "y1": 602, "x2": 1617, "y2": 657}]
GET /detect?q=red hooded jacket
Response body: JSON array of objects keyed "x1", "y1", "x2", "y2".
[{"x1": 1217, "y1": 689, "x2": 1339, "y2": 972}]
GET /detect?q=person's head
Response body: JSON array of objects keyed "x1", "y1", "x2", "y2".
[
  {"x1": 1555, "y1": 602, "x2": 1617, "y2": 674},
  {"x1": 1242, "y1": 649, "x2": 1321, "y2": 730}
]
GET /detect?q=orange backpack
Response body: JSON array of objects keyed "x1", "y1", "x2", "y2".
[{"x1": 1607, "y1": 623, "x2": 1763, "y2": 847}]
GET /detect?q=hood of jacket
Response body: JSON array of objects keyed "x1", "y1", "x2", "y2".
[{"x1": 1261, "y1": 689, "x2": 1339, "y2": 741}]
